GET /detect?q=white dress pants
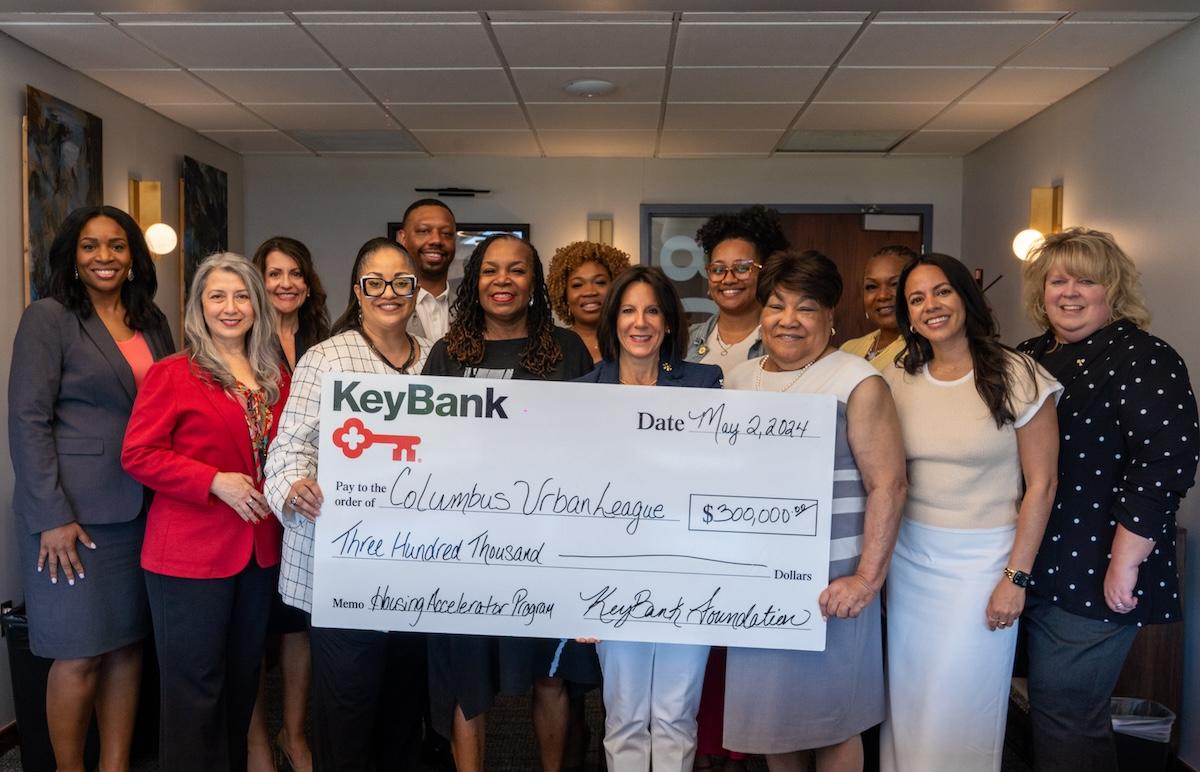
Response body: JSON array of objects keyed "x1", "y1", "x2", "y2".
[{"x1": 597, "y1": 640, "x2": 710, "y2": 772}]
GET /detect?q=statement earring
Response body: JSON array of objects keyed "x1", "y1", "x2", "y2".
[
  {"x1": 74, "y1": 267, "x2": 79, "y2": 280},
  {"x1": 831, "y1": 326, "x2": 837, "y2": 337},
  {"x1": 127, "y1": 268, "x2": 134, "y2": 282}
]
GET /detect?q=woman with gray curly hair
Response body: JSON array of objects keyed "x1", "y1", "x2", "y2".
[
  {"x1": 122, "y1": 252, "x2": 290, "y2": 772},
  {"x1": 547, "y1": 240, "x2": 631, "y2": 363}
]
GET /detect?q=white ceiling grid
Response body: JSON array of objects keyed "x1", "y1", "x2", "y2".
[{"x1": 0, "y1": 9, "x2": 1194, "y2": 157}]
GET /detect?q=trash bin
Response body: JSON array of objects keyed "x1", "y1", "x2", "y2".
[
  {"x1": 1111, "y1": 697, "x2": 1175, "y2": 772},
  {"x1": 1, "y1": 603, "x2": 99, "y2": 772}
]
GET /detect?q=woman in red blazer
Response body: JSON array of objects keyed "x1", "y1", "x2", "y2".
[{"x1": 123, "y1": 253, "x2": 289, "y2": 772}]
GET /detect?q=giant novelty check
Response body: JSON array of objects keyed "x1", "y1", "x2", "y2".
[{"x1": 312, "y1": 373, "x2": 838, "y2": 650}]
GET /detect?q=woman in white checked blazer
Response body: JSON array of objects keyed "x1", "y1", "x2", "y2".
[{"x1": 264, "y1": 237, "x2": 431, "y2": 771}]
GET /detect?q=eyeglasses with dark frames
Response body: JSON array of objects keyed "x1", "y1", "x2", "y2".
[
  {"x1": 358, "y1": 274, "x2": 418, "y2": 298},
  {"x1": 706, "y1": 260, "x2": 761, "y2": 279}
]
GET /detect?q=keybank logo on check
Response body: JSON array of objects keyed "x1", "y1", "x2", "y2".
[{"x1": 332, "y1": 380, "x2": 510, "y2": 420}]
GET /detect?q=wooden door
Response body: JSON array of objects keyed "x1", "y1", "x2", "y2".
[{"x1": 778, "y1": 213, "x2": 922, "y2": 347}]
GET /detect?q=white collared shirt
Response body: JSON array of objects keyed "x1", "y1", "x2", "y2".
[{"x1": 409, "y1": 284, "x2": 451, "y2": 341}]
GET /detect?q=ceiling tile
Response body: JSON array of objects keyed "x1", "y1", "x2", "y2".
[
  {"x1": 295, "y1": 12, "x2": 481, "y2": 24},
  {"x1": 1009, "y1": 21, "x2": 1189, "y2": 68},
  {"x1": 413, "y1": 130, "x2": 541, "y2": 156},
  {"x1": 491, "y1": 23, "x2": 671, "y2": 68},
  {"x1": 964, "y1": 67, "x2": 1106, "y2": 104},
  {"x1": 511, "y1": 67, "x2": 664, "y2": 102},
  {"x1": 663, "y1": 102, "x2": 800, "y2": 130},
  {"x1": 246, "y1": 103, "x2": 396, "y2": 131},
  {"x1": 195, "y1": 69, "x2": 366, "y2": 103},
  {"x1": 291, "y1": 129, "x2": 423, "y2": 153},
  {"x1": 106, "y1": 13, "x2": 289, "y2": 24},
  {"x1": 150, "y1": 102, "x2": 270, "y2": 131},
  {"x1": 796, "y1": 102, "x2": 945, "y2": 131},
  {"x1": 658, "y1": 130, "x2": 780, "y2": 156},
  {"x1": 925, "y1": 102, "x2": 1045, "y2": 130},
  {"x1": 302, "y1": 21, "x2": 499, "y2": 68},
  {"x1": 386, "y1": 103, "x2": 527, "y2": 130},
  {"x1": 844, "y1": 22, "x2": 1053, "y2": 67},
  {"x1": 1069, "y1": 11, "x2": 1198, "y2": 22},
  {"x1": 820, "y1": 67, "x2": 991, "y2": 102},
  {"x1": 875, "y1": 12, "x2": 1065, "y2": 22},
  {"x1": 682, "y1": 13, "x2": 869, "y2": 23},
  {"x1": 891, "y1": 129, "x2": 999, "y2": 154},
  {"x1": 674, "y1": 22, "x2": 860, "y2": 67},
  {"x1": 0, "y1": 13, "x2": 99, "y2": 23},
  {"x1": 355, "y1": 68, "x2": 514, "y2": 102},
  {"x1": 526, "y1": 102, "x2": 659, "y2": 130},
  {"x1": 119, "y1": 22, "x2": 334, "y2": 69},
  {"x1": 0, "y1": 22, "x2": 173, "y2": 69},
  {"x1": 85, "y1": 69, "x2": 225, "y2": 103},
  {"x1": 200, "y1": 129, "x2": 311, "y2": 154},
  {"x1": 669, "y1": 67, "x2": 823, "y2": 102},
  {"x1": 539, "y1": 130, "x2": 656, "y2": 157},
  {"x1": 780, "y1": 129, "x2": 907, "y2": 152},
  {"x1": 487, "y1": 12, "x2": 673, "y2": 23}
]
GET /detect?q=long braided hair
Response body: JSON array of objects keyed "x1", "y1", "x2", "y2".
[{"x1": 444, "y1": 234, "x2": 563, "y2": 377}]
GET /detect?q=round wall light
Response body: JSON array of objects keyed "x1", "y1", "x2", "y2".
[
  {"x1": 145, "y1": 222, "x2": 178, "y2": 256},
  {"x1": 1012, "y1": 228, "x2": 1044, "y2": 261}
]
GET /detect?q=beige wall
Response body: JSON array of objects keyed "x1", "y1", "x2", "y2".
[
  {"x1": 963, "y1": 20, "x2": 1200, "y2": 766},
  {"x1": 243, "y1": 154, "x2": 963, "y2": 312},
  {"x1": 0, "y1": 30, "x2": 243, "y2": 727}
]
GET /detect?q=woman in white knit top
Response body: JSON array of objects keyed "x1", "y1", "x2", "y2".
[{"x1": 880, "y1": 253, "x2": 1061, "y2": 772}]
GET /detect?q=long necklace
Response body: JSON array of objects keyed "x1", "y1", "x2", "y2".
[
  {"x1": 753, "y1": 353, "x2": 822, "y2": 392},
  {"x1": 361, "y1": 329, "x2": 418, "y2": 373},
  {"x1": 865, "y1": 332, "x2": 882, "y2": 361}
]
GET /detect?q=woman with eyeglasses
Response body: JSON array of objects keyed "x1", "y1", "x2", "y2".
[
  {"x1": 422, "y1": 233, "x2": 593, "y2": 772},
  {"x1": 264, "y1": 237, "x2": 433, "y2": 770},
  {"x1": 686, "y1": 205, "x2": 789, "y2": 379},
  {"x1": 687, "y1": 205, "x2": 789, "y2": 772}
]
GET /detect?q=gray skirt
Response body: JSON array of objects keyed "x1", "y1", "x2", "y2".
[
  {"x1": 723, "y1": 593, "x2": 884, "y2": 753},
  {"x1": 18, "y1": 516, "x2": 150, "y2": 659}
]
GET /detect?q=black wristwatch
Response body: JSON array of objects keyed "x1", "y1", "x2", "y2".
[{"x1": 1003, "y1": 567, "x2": 1031, "y2": 588}]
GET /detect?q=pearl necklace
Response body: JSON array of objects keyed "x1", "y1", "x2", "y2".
[{"x1": 752, "y1": 354, "x2": 822, "y2": 392}]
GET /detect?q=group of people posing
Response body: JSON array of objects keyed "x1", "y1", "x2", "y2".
[{"x1": 10, "y1": 199, "x2": 1197, "y2": 772}]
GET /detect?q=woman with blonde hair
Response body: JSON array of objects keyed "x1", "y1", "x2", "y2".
[
  {"x1": 123, "y1": 253, "x2": 289, "y2": 772},
  {"x1": 1017, "y1": 228, "x2": 1197, "y2": 772}
]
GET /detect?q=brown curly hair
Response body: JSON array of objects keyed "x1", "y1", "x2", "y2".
[
  {"x1": 546, "y1": 241, "x2": 632, "y2": 325},
  {"x1": 444, "y1": 234, "x2": 564, "y2": 378}
]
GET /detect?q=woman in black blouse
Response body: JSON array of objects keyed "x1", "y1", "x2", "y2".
[
  {"x1": 1017, "y1": 227, "x2": 1198, "y2": 772},
  {"x1": 422, "y1": 233, "x2": 593, "y2": 771}
]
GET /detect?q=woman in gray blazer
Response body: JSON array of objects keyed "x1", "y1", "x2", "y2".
[{"x1": 9, "y1": 205, "x2": 174, "y2": 772}]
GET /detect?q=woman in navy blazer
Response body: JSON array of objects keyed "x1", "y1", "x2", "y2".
[
  {"x1": 8, "y1": 205, "x2": 174, "y2": 772},
  {"x1": 575, "y1": 266, "x2": 721, "y2": 772}
]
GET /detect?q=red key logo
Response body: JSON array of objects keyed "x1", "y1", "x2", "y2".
[{"x1": 332, "y1": 417, "x2": 420, "y2": 462}]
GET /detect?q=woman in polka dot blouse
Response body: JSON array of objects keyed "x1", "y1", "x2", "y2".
[{"x1": 1017, "y1": 227, "x2": 1199, "y2": 772}]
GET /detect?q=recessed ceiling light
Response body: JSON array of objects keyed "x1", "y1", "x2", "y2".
[{"x1": 563, "y1": 79, "x2": 616, "y2": 98}]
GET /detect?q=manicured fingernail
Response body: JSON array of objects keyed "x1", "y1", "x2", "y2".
[
  {"x1": 88, "y1": 542, "x2": 96, "y2": 549},
  {"x1": 50, "y1": 577, "x2": 56, "y2": 584},
  {"x1": 67, "y1": 579, "x2": 74, "y2": 586},
  {"x1": 37, "y1": 565, "x2": 42, "y2": 573},
  {"x1": 78, "y1": 572, "x2": 85, "y2": 579}
]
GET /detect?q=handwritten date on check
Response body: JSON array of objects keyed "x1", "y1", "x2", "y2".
[{"x1": 312, "y1": 374, "x2": 837, "y2": 650}]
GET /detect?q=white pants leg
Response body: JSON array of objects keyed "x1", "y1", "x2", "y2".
[{"x1": 597, "y1": 640, "x2": 709, "y2": 772}]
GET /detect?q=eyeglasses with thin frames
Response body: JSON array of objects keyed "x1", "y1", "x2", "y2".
[
  {"x1": 706, "y1": 260, "x2": 761, "y2": 279},
  {"x1": 359, "y1": 274, "x2": 418, "y2": 298}
]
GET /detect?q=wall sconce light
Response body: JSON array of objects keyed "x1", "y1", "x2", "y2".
[
  {"x1": 1012, "y1": 185, "x2": 1063, "y2": 260},
  {"x1": 587, "y1": 216, "x2": 614, "y2": 246},
  {"x1": 128, "y1": 179, "x2": 178, "y2": 257}
]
